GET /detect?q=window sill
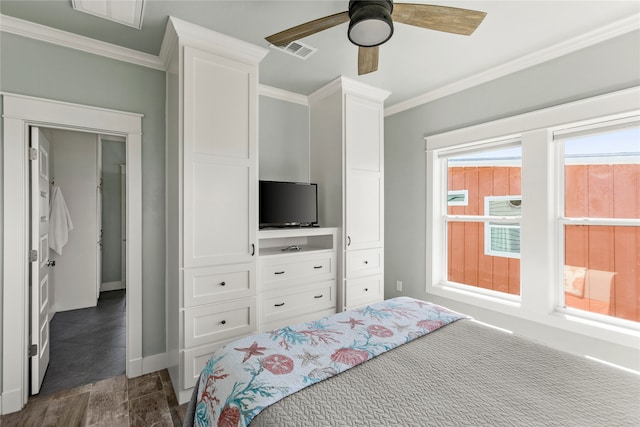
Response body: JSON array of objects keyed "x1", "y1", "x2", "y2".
[{"x1": 428, "y1": 281, "x2": 640, "y2": 350}]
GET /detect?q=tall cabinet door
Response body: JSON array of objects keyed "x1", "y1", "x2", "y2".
[
  {"x1": 344, "y1": 94, "x2": 384, "y2": 250},
  {"x1": 183, "y1": 46, "x2": 257, "y2": 268}
]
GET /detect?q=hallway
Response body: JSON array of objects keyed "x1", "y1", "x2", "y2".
[{"x1": 39, "y1": 290, "x2": 126, "y2": 396}]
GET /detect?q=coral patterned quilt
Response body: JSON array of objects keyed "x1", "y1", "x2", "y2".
[{"x1": 193, "y1": 297, "x2": 466, "y2": 427}]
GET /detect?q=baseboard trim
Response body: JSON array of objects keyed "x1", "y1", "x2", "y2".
[
  {"x1": 128, "y1": 357, "x2": 143, "y2": 378},
  {"x1": 0, "y1": 387, "x2": 22, "y2": 415},
  {"x1": 101, "y1": 281, "x2": 125, "y2": 292},
  {"x1": 142, "y1": 352, "x2": 168, "y2": 375}
]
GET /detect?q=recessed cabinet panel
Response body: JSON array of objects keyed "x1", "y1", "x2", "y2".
[
  {"x1": 261, "y1": 280, "x2": 336, "y2": 324},
  {"x1": 345, "y1": 94, "x2": 382, "y2": 173},
  {"x1": 188, "y1": 161, "x2": 250, "y2": 266},
  {"x1": 184, "y1": 264, "x2": 255, "y2": 307},
  {"x1": 182, "y1": 337, "x2": 237, "y2": 389},
  {"x1": 346, "y1": 172, "x2": 382, "y2": 249},
  {"x1": 261, "y1": 253, "x2": 335, "y2": 290},
  {"x1": 186, "y1": 47, "x2": 250, "y2": 159},
  {"x1": 184, "y1": 299, "x2": 256, "y2": 348},
  {"x1": 346, "y1": 248, "x2": 383, "y2": 278},
  {"x1": 345, "y1": 275, "x2": 383, "y2": 309}
]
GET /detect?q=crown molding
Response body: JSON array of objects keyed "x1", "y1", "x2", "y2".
[
  {"x1": 259, "y1": 85, "x2": 308, "y2": 106},
  {"x1": 308, "y1": 76, "x2": 391, "y2": 104},
  {"x1": 0, "y1": 14, "x2": 165, "y2": 71},
  {"x1": 385, "y1": 13, "x2": 640, "y2": 117},
  {"x1": 167, "y1": 16, "x2": 268, "y2": 65}
]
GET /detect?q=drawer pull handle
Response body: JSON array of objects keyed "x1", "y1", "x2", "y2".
[
  {"x1": 364, "y1": 288, "x2": 369, "y2": 292},
  {"x1": 220, "y1": 281, "x2": 226, "y2": 286},
  {"x1": 313, "y1": 265, "x2": 323, "y2": 269},
  {"x1": 364, "y1": 260, "x2": 368, "y2": 264},
  {"x1": 220, "y1": 320, "x2": 227, "y2": 325},
  {"x1": 275, "y1": 302, "x2": 285, "y2": 307},
  {"x1": 274, "y1": 271, "x2": 285, "y2": 275},
  {"x1": 314, "y1": 294, "x2": 323, "y2": 299}
]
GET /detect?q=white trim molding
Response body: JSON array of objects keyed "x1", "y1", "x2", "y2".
[
  {"x1": 2, "y1": 11, "x2": 638, "y2": 115},
  {"x1": 385, "y1": 13, "x2": 640, "y2": 117},
  {"x1": 141, "y1": 352, "x2": 168, "y2": 375},
  {"x1": 0, "y1": 14, "x2": 164, "y2": 70},
  {"x1": 259, "y1": 84, "x2": 308, "y2": 106},
  {"x1": 2, "y1": 93, "x2": 144, "y2": 415}
]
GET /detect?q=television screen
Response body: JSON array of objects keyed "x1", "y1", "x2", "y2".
[{"x1": 259, "y1": 181, "x2": 318, "y2": 228}]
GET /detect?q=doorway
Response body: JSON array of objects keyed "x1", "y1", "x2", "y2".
[
  {"x1": 31, "y1": 127, "x2": 128, "y2": 395},
  {"x1": 2, "y1": 93, "x2": 143, "y2": 414}
]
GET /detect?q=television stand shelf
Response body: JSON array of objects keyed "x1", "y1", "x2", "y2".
[{"x1": 258, "y1": 227, "x2": 338, "y2": 331}]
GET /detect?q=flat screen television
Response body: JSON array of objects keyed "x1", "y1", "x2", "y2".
[{"x1": 259, "y1": 181, "x2": 318, "y2": 228}]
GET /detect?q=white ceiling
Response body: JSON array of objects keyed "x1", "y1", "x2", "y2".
[{"x1": 1, "y1": 1, "x2": 638, "y2": 108}]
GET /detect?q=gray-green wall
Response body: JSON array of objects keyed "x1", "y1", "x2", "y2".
[
  {"x1": 101, "y1": 139, "x2": 126, "y2": 285},
  {"x1": 0, "y1": 32, "x2": 167, "y2": 367},
  {"x1": 384, "y1": 31, "x2": 640, "y2": 362},
  {"x1": 259, "y1": 96, "x2": 310, "y2": 183},
  {"x1": 384, "y1": 30, "x2": 640, "y2": 301}
]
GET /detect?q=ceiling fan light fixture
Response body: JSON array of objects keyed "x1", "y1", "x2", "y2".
[{"x1": 348, "y1": 0, "x2": 394, "y2": 47}]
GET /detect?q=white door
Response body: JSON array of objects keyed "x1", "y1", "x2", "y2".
[
  {"x1": 344, "y1": 94, "x2": 384, "y2": 250},
  {"x1": 97, "y1": 137, "x2": 102, "y2": 298},
  {"x1": 120, "y1": 164, "x2": 126, "y2": 288},
  {"x1": 30, "y1": 126, "x2": 51, "y2": 394}
]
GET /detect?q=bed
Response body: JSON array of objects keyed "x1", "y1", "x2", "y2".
[{"x1": 183, "y1": 297, "x2": 639, "y2": 427}]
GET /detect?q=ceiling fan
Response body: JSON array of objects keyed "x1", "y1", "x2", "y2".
[{"x1": 265, "y1": 1, "x2": 487, "y2": 75}]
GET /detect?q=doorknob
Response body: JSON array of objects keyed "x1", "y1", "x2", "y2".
[{"x1": 46, "y1": 259, "x2": 56, "y2": 267}]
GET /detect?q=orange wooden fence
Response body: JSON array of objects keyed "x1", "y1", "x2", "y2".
[{"x1": 447, "y1": 164, "x2": 639, "y2": 322}]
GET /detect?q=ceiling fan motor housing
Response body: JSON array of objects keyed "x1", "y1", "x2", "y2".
[{"x1": 348, "y1": 0, "x2": 394, "y2": 47}]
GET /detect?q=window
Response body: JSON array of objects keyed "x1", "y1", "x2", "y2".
[
  {"x1": 484, "y1": 196, "x2": 521, "y2": 258},
  {"x1": 444, "y1": 144, "x2": 521, "y2": 296},
  {"x1": 425, "y1": 87, "x2": 640, "y2": 348},
  {"x1": 447, "y1": 190, "x2": 468, "y2": 206},
  {"x1": 556, "y1": 121, "x2": 640, "y2": 322}
]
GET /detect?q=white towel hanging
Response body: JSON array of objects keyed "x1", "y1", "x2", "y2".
[{"x1": 49, "y1": 185, "x2": 74, "y2": 255}]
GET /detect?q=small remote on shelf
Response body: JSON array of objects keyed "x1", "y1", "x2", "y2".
[{"x1": 281, "y1": 245, "x2": 301, "y2": 252}]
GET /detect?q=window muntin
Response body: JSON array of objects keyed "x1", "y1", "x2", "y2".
[
  {"x1": 559, "y1": 124, "x2": 640, "y2": 322},
  {"x1": 445, "y1": 144, "x2": 521, "y2": 296}
]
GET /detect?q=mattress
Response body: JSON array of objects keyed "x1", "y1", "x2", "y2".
[{"x1": 184, "y1": 299, "x2": 639, "y2": 427}]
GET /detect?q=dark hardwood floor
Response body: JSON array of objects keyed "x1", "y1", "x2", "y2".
[
  {"x1": 1, "y1": 290, "x2": 189, "y2": 426},
  {"x1": 0, "y1": 369, "x2": 188, "y2": 426}
]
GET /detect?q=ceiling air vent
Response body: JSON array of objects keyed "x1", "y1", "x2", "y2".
[{"x1": 270, "y1": 41, "x2": 317, "y2": 60}]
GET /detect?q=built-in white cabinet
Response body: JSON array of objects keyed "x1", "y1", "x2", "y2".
[
  {"x1": 164, "y1": 17, "x2": 268, "y2": 403},
  {"x1": 258, "y1": 227, "x2": 338, "y2": 331},
  {"x1": 310, "y1": 77, "x2": 390, "y2": 311}
]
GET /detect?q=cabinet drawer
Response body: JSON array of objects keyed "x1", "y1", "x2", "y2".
[
  {"x1": 346, "y1": 248, "x2": 382, "y2": 278},
  {"x1": 184, "y1": 298, "x2": 256, "y2": 348},
  {"x1": 182, "y1": 338, "x2": 236, "y2": 389},
  {"x1": 261, "y1": 252, "x2": 335, "y2": 288},
  {"x1": 261, "y1": 280, "x2": 336, "y2": 325},
  {"x1": 184, "y1": 264, "x2": 255, "y2": 307},
  {"x1": 345, "y1": 275, "x2": 383, "y2": 309}
]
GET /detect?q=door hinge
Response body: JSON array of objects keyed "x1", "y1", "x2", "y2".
[
  {"x1": 29, "y1": 249, "x2": 38, "y2": 262},
  {"x1": 29, "y1": 147, "x2": 38, "y2": 161},
  {"x1": 28, "y1": 344, "x2": 37, "y2": 357}
]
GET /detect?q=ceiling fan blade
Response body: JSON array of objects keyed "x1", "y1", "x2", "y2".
[
  {"x1": 392, "y1": 4, "x2": 487, "y2": 36},
  {"x1": 266, "y1": 11, "x2": 350, "y2": 46},
  {"x1": 358, "y1": 46, "x2": 379, "y2": 76}
]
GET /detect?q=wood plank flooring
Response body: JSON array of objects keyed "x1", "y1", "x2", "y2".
[{"x1": 0, "y1": 369, "x2": 189, "y2": 427}]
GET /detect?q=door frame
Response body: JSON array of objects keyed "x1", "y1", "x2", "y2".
[{"x1": 2, "y1": 93, "x2": 143, "y2": 413}]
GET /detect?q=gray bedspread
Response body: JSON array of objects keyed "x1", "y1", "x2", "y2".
[{"x1": 186, "y1": 319, "x2": 640, "y2": 426}]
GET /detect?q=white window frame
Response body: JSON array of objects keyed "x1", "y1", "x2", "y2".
[
  {"x1": 425, "y1": 86, "x2": 640, "y2": 351},
  {"x1": 554, "y1": 118, "x2": 640, "y2": 320}
]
